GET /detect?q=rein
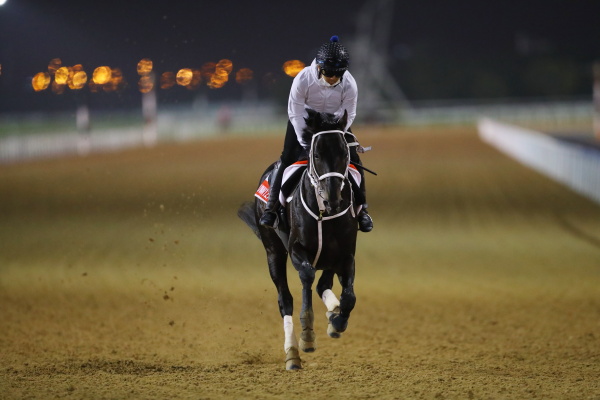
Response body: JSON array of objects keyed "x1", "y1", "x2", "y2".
[{"x1": 301, "y1": 129, "x2": 354, "y2": 267}]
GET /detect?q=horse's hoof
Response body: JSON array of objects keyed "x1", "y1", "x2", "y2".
[
  {"x1": 299, "y1": 326, "x2": 316, "y2": 353},
  {"x1": 329, "y1": 313, "x2": 348, "y2": 333},
  {"x1": 327, "y1": 323, "x2": 342, "y2": 338},
  {"x1": 326, "y1": 307, "x2": 342, "y2": 338},
  {"x1": 285, "y1": 347, "x2": 302, "y2": 370},
  {"x1": 299, "y1": 338, "x2": 316, "y2": 353},
  {"x1": 327, "y1": 310, "x2": 347, "y2": 338}
]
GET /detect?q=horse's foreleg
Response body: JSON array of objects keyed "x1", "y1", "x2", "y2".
[
  {"x1": 317, "y1": 269, "x2": 343, "y2": 338},
  {"x1": 266, "y1": 248, "x2": 293, "y2": 318},
  {"x1": 277, "y1": 285, "x2": 301, "y2": 370},
  {"x1": 283, "y1": 315, "x2": 301, "y2": 370},
  {"x1": 290, "y1": 243, "x2": 317, "y2": 354},
  {"x1": 264, "y1": 240, "x2": 300, "y2": 370},
  {"x1": 321, "y1": 288, "x2": 342, "y2": 338},
  {"x1": 298, "y1": 261, "x2": 316, "y2": 353},
  {"x1": 331, "y1": 255, "x2": 356, "y2": 335},
  {"x1": 322, "y1": 256, "x2": 356, "y2": 338},
  {"x1": 329, "y1": 284, "x2": 355, "y2": 334}
]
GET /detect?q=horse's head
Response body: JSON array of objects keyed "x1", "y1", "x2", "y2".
[{"x1": 302, "y1": 109, "x2": 350, "y2": 215}]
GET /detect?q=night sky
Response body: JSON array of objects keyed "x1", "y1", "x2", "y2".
[{"x1": 1, "y1": 0, "x2": 599, "y2": 112}]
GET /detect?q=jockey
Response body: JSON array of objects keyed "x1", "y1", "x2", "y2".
[{"x1": 259, "y1": 35, "x2": 373, "y2": 232}]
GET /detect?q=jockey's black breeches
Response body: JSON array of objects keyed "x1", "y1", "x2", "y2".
[{"x1": 280, "y1": 120, "x2": 305, "y2": 165}]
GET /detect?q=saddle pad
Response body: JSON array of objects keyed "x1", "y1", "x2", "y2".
[
  {"x1": 348, "y1": 164, "x2": 361, "y2": 188},
  {"x1": 255, "y1": 179, "x2": 270, "y2": 203},
  {"x1": 255, "y1": 161, "x2": 306, "y2": 204},
  {"x1": 254, "y1": 161, "x2": 361, "y2": 205}
]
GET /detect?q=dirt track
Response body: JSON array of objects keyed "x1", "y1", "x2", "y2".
[{"x1": 1, "y1": 126, "x2": 599, "y2": 399}]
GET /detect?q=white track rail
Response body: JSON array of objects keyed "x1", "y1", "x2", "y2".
[
  {"x1": 478, "y1": 118, "x2": 600, "y2": 205},
  {"x1": 0, "y1": 128, "x2": 145, "y2": 164}
]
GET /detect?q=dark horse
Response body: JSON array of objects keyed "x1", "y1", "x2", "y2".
[{"x1": 238, "y1": 109, "x2": 358, "y2": 370}]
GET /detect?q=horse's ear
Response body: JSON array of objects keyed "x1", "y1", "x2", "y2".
[
  {"x1": 305, "y1": 108, "x2": 318, "y2": 124},
  {"x1": 304, "y1": 108, "x2": 320, "y2": 131},
  {"x1": 339, "y1": 109, "x2": 348, "y2": 130}
]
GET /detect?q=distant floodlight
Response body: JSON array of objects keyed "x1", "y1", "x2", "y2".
[
  {"x1": 235, "y1": 68, "x2": 253, "y2": 85},
  {"x1": 138, "y1": 76, "x2": 154, "y2": 93},
  {"x1": 70, "y1": 71, "x2": 88, "y2": 89},
  {"x1": 32, "y1": 72, "x2": 51, "y2": 91},
  {"x1": 176, "y1": 68, "x2": 193, "y2": 86},
  {"x1": 93, "y1": 66, "x2": 112, "y2": 84},
  {"x1": 283, "y1": 60, "x2": 305, "y2": 77},
  {"x1": 216, "y1": 59, "x2": 233, "y2": 74},
  {"x1": 137, "y1": 58, "x2": 153, "y2": 76},
  {"x1": 0, "y1": 0, "x2": 8, "y2": 7},
  {"x1": 54, "y1": 67, "x2": 69, "y2": 85}
]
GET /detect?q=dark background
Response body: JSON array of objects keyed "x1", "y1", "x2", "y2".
[{"x1": 1, "y1": 0, "x2": 599, "y2": 113}]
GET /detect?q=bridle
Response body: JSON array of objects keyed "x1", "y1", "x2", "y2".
[{"x1": 299, "y1": 129, "x2": 355, "y2": 266}]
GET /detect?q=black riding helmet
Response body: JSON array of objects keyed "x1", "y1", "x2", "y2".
[{"x1": 316, "y1": 35, "x2": 349, "y2": 77}]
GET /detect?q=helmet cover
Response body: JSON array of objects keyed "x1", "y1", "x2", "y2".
[{"x1": 316, "y1": 35, "x2": 350, "y2": 74}]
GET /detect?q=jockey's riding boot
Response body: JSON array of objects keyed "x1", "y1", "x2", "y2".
[
  {"x1": 357, "y1": 204, "x2": 373, "y2": 233},
  {"x1": 259, "y1": 201, "x2": 280, "y2": 228},
  {"x1": 259, "y1": 164, "x2": 284, "y2": 228}
]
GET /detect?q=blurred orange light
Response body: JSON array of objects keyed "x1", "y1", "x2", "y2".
[
  {"x1": 216, "y1": 59, "x2": 233, "y2": 74},
  {"x1": 200, "y1": 62, "x2": 216, "y2": 82},
  {"x1": 176, "y1": 68, "x2": 193, "y2": 86},
  {"x1": 32, "y1": 72, "x2": 51, "y2": 91},
  {"x1": 208, "y1": 71, "x2": 227, "y2": 89},
  {"x1": 104, "y1": 68, "x2": 125, "y2": 92},
  {"x1": 65, "y1": 66, "x2": 76, "y2": 88},
  {"x1": 207, "y1": 60, "x2": 233, "y2": 89},
  {"x1": 138, "y1": 76, "x2": 154, "y2": 93},
  {"x1": 93, "y1": 66, "x2": 112, "y2": 84},
  {"x1": 48, "y1": 58, "x2": 62, "y2": 75},
  {"x1": 70, "y1": 71, "x2": 87, "y2": 89},
  {"x1": 160, "y1": 72, "x2": 176, "y2": 89},
  {"x1": 209, "y1": 73, "x2": 228, "y2": 89},
  {"x1": 137, "y1": 58, "x2": 153, "y2": 76},
  {"x1": 283, "y1": 60, "x2": 305, "y2": 77},
  {"x1": 55, "y1": 67, "x2": 69, "y2": 85},
  {"x1": 235, "y1": 68, "x2": 253, "y2": 84}
]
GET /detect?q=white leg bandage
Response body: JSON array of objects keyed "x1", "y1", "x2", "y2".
[
  {"x1": 283, "y1": 315, "x2": 299, "y2": 353},
  {"x1": 322, "y1": 289, "x2": 340, "y2": 312}
]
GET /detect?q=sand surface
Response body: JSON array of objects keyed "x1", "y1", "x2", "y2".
[{"x1": 1, "y1": 126, "x2": 599, "y2": 399}]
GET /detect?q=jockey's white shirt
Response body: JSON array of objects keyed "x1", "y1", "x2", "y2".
[{"x1": 288, "y1": 58, "x2": 358, "y2": 147}]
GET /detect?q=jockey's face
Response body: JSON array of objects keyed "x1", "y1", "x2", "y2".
[{"x1": 319, "y1": 67, "x2": 342, "y2": 85}]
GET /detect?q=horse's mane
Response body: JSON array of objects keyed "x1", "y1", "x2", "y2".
[{"x1": 301, "y1": 109, "x2": 348, "y2": 146}]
